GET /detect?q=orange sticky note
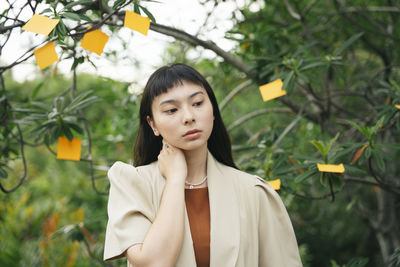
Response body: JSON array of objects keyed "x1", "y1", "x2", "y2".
[
  {"x1": 317, "y1": 163, "x2": 345, "y2": 173},
  {"x1": 33, "y1": 42, "x2": 59, "y2": 70},
  {"x1": 80, "y1": 28, "x2": 109, "y2": 56},
  {"x1": 124, "y1": 10, "x2": 150, "y2": 36},
  {"x1": 57, "y1": 137, "x2": 82, "y2": 161},
  {"x1": 259, "y1": 78, "x2": 287, "y2": 102},
  {"x1": 22, "y1": 14, "x2": 59, "y2": 36},
  {"x1": 267, "y1": 179, "x2": 281, "y2": 190},
  {"x1": 395, "y1": 104, "x2": 400, "y2": 109}
]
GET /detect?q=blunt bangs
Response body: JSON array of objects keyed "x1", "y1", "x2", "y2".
[{"x1": 144, "y1": 64, "x2": 209, "y2": 109}]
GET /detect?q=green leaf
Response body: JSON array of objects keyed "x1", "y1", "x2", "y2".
[
  {"x1": 63, "y1": 0, "x2": 93, "y2": 10},
  {"x1": 31, "y1": 120, "x2": 57, "y2": 133},
  {"x1": 112, "y1": 0, "x2": 128, "y2": 10},
  {"x1": 283, "y1": 70, "x2": 294, "y2": 93},
  {"x1": 372, "y1": 116, "x2": 385, "y2": 134},
  {"x1": 44, "y1": 134, "x2": 50, "y2": 146},
  {"x1": 310, "y1": 140, "x2": 325, "y2": 155},
  {"x1": 334, "y1": 32, "x2": 364, "y2": 56},
  {"x1": 372, "y1": 150, "x2": 385, "y2": 173},
  {"x1": 24, "y1": 114, "x2": 48, "y2": 121},
  {"x1": 67, "y1": 123, "x2": 84, "y2": 135},
  {"x1": 31, "y1": 81, "x2": 45, "y2": 99},
  {"x1": 31, "y1": 101, "x2": 52, "y2": 111},
  {"x1": 66, "y1": 90, "x2": 92, "y2": 108},
  {"x1": 292, "y1": 41, "x2": 318, "y2": 57},
  {"x1": 139, "y1": 5, "x2": 156, "y2": 22},
  {"x1": 390, "y1": 79, "x2": 400, "y2": 92},
  {"x1": 291, "y1": 154, "x2": 320, "y2": 162},
  {"x1": 274, "y1": 164, "x2": 312, "y2": 175},
  {"x1": 397, "y1": 117, "x2": 400, "y2": 133},
  {"x1": 65, "y1": 96, "x2": 101, "y2": 113},
  {"x1": 57, "y1": 19, "x2": 67, "y2": 35},
  {"x1": 134, "y1": 4, "x2": 141, "y2": 14},
  {"x1": 71, "y1": 56, "x2": 85, "y2": 71},
  {"x1": 40, "y1": 8, "x2": 53, "y2": 14},
  {"x1": 62, "y1": 12, "x2": 81, "y2": 21},
  {"x1": 347, "y1": 120, "x2": 366, "y2": 138},
  {"x1": 330, "y1": 142, "x2": 365, "y2": 161},
  {"x1": 319, "y1": 172, "x2": 328, "y2": 187},
  {"x1": 78, "y1": 14, "x2": 92, "y2": 22},
  {"x1": 12, "y1": 108, "x2": 41, "y2": 113},
  {"x1": 295, "y1": 167, "x2": 317, "y2": 183},
  {"x1": 53, "y1": 97, "x2": 66, "y2": 112},
  {"x1": 345, "y1": 257, "x2": 369, "y2": 267},
  {"x1": 51, "y1": 127, "x2": 62, "y2": 143},
  {"x1": 300, "y1": 61, "x2": 326, "y2": 71},
  {"x1": 343, "y1": 164, "x2": 367, "y2": 175},
  {"x1": 0, "y1": 167, "x2": 8, "y2": 179},
  {"x1": 231, "y1": 145, "x2": 257, "y2": 152},
  {"x1": 327, "y1": 132, "x2": 340, "y2": 153},
  {"x1": 364, "y1": 146, "x2": 371, "y2": 159},
  {"x1": 297, "y1": 73, "x2": 309, "y2": 84},
  {"x1": 62, "y1": 124, "x2": 74, "y2": 141}
]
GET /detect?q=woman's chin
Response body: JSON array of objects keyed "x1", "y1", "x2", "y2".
[{"x1": 177, "y1": 141, "x2": 207, "y2": 151}]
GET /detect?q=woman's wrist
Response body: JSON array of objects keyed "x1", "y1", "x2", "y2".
[{"x1": 165, "y1": 176, "x2": 186, "y2": 187}]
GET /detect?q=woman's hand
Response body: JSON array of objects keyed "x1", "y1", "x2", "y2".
[
  {"x1": 158, "y1": 139, "x2": 187, "y2": 184},
  {"x1": 127, "y1": 139, "x2": 187, "y2": 266}
]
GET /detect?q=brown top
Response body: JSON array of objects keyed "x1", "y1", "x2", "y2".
[{"x1": 185, "y1": 187, "x2": 210, "y2": 267}]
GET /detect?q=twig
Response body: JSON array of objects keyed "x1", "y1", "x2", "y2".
[
  {"x1": 368, "y1": 157, "x2": 400, "y2": 195},
  {"x1": 227, "y1": 108, "x2": 291, "y2": 131},
  {"x1": 71, "y1": 67, "x2": 108, "y2": 196},
  {"x1": 149, "y1": 22, "x2": 253, "y2": 75},
  {"x1": 272, "y1": 107, "x2": 303, "y2": 147},
  {"x1": 0, "y1": 74, "x2": 28, "y2": 193},
  {"x1": 293, "y1": 190, "x2": 341, "y2": 200},
  {"x1": 220, "y1": 80, "x2": 252, "y2": 111}
]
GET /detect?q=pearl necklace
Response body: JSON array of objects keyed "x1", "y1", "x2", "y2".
[{"x1": 185, "y1": 176, "x2": 208, "y2": 189}]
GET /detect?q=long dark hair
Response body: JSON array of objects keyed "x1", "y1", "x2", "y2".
[{"x1": 133, "y1": 63, "x2": 237, "y2": 169}]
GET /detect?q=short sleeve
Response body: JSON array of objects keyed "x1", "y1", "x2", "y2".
[
  {"x1": 255, "y1": 178, "x2": 302, "y2": 267},
  {"x1": 104, "y1": 161, "x2": 155, "y2": 261}
]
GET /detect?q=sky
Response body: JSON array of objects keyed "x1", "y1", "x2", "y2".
[{"x1": 1, "y1": 0, "x2": 263, "y2": 88}]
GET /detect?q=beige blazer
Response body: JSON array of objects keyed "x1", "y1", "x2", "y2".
[{"x1": 104, "y1": 149, "x2": 302, "y2": 267}]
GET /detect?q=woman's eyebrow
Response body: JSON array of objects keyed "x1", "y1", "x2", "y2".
[{"x1": 159, "y1": 91, "x2": 204, "y2": 106}]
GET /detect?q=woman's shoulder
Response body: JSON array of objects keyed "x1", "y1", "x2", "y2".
[
  {"x1": 219, "y1": 163, "x2": 276, "y2": 194},
  {"x1": 219, "y1": 163, "x2": 265, "y2": 185},
  {"x1": 107, "y1": 160, "x2": 159, "y2": 185}
]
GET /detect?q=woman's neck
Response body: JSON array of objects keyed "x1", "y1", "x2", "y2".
[{"x1": 183, "y1": 145, "x2": 208, "y2": 184}]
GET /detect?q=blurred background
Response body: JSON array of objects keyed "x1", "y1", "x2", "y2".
[{"x1": 1, "y1": 0, "x2": 400, "y2": 266}]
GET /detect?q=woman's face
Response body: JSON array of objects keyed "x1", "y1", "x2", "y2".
[{"x1": 147, "y1": 80, "x2": 214, "y2": 151}]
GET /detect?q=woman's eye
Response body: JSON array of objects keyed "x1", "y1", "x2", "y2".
[
  {"x1": 166, "y1": 109, "x2": 177, "y2": 114},
  {"x1": 194, "y1": 101, "x2": 203, "y2": 106}
]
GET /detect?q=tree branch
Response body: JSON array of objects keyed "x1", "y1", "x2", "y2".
[
  {"x1": 227, "y1": 108, "x2": 291, "y2": 131},
  {"x1": 220, "y1": 80, "x2": 252, "y2": 111},
  {"x1": 149, "y1": 22, "x2": 254, "y2": 75}
]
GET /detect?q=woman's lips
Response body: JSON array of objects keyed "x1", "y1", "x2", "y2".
[{"x1": 183, "y1": 131, "x2": 202, "y2": 139}]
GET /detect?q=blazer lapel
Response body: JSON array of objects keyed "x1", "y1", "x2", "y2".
[{"x1": 207, "y1": 149, "x2": 240, "y2": 267}]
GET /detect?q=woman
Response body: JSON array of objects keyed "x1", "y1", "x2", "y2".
[{"x1": 104, "y1": 63, "x2": 302, "y2": 267}]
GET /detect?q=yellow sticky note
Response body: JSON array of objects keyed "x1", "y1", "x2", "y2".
[
  {"x1": 317, "y1": 163, "x2": 345, "y2": 173},
  {"x1": 57, "y1": 137, "x2": 82, "y2": 161},
  {"x1": 267, "y1": 179, "x2": 281, "y2": 190},
  {"x1": 259, "y1": 78, "x2": 287, "y2": 102},
  {"x1": 33, "y1": 42, "x2": 59, "y2": 70},
  {"x1": 80, "y1": 28, "x2": 109, "y2": 56},
  {"x1": 395, "y1": 104, "x2": 400, "y2": 109},
  {"x1": 22, "y1": 14, "x2": 59, "y2": 36},
  {"x1": 124, "y1": 10, "x2": 150, "y2": 36}
]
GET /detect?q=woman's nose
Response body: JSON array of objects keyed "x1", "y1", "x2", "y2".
[{"x1": 182, "y1": 106, "x2": 195, "y2": 125}]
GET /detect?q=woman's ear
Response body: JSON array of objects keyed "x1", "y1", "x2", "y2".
[{"x1": 147, "y1": 115, "x2": 159, "y2": 136}]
